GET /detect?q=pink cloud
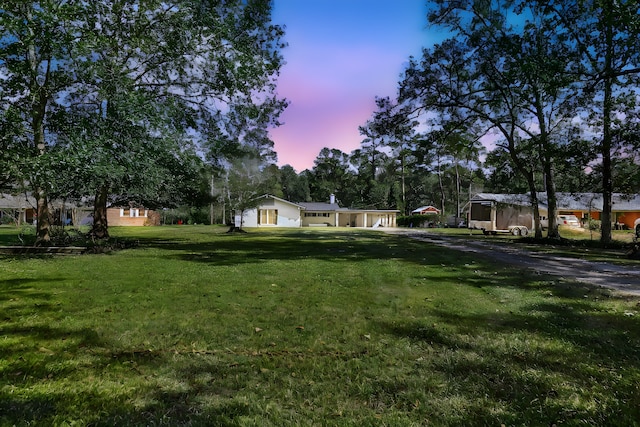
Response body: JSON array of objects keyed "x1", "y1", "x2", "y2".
[
  {"x1": 272, "y1": 100, "x2": 376, "y2": 171},
  {"x1": 269, "y1": 0, "x2": 431, "y2": 172}
]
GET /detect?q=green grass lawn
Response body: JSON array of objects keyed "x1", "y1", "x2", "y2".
[{"x1": 1, "y1": 226, "x2": 639, "y2": 426}]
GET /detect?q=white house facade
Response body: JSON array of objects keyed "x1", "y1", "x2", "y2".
[
  {"x1": 239, "y1": 194, "x2": 399, "y2": 228},
  {"x1": 241, "y1": 195, "x2": 304, "y2": 227}
]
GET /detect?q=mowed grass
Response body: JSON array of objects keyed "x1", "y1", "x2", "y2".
[{"x1": 1, "y1": 226, "x2": 639, "y2": 426}]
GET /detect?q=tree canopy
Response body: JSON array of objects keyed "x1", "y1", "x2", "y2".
[{"x1": 0, "y1": 0, "x2": 287, "y2": 241}]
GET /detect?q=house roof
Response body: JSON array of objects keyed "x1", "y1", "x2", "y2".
[
  {"x1": 471, "y1": 192, "x2": 640, "y2": 212},
  {"x1": 297, "y1": 202, "x2": 342, "y2": 211},
  {"x1": 0, "y1": 193, "x2": 36, "y2": 209},
  {"x1": 612, "y1": 193, "x2": 640, "y2": 210},
  {"x1": 0, "y1": 192, "x2": 89, "y2": 210},
  {"x1": 541, "y1": 193, "x2": 602, "y2": 212},
  {"x1": 298, "y1": 202, "x2": 400, "y2": 213},
  {"x1": 256, "y1": 194, "x2": 399, "y2": 213},
  {"x1": 257, "y1": 194, "x2": 305, "y2": 209},
  {"x1": 539, "y1": 192, "x2": 640, "y2": 211},
  {"x1": 411, "y1": 205, "x2": 441, "y2": 214},
  {"x1": 471, "y1": 193, "x2": 534, "y2": 206}
]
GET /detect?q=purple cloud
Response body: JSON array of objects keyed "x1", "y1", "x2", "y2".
[{"x1": 270, "y1": 0, "x2": 433, "y2": 171}]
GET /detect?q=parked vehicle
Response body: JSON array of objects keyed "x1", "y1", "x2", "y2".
[
  {"x1": 558, "y1": 215, "x2": 580, "y2": 227},
  {"x1": 468, "y1": 198, "x2": 530, "y2": 236}
]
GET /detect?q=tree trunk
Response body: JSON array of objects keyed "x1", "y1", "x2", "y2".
[
  {"x1": 401, "y1": 153, "x2": 407, "y2": 215},
  {"x1": 454, "y1": 159, "x2": 461, "y2": 220},
  {"x1": 528, "y1": 186, "x2": 542, "y2": 238},
  {"x1": 436, "y1": 152, "x2": 446, "y2": 215},
  {"x1": 505, "y1": 128, "x2": 543, "y2": 238},
  {"x1": 33, "y1": 107, "x2": 51, "y2": 244},
  {"x1": 210, "y1": 174, "x2": 215, "y2": 225},
  {"x1": 534, "y1": 90, "x2": 560, "y2": 239},
  {"x1": 600, "y1": 1, "x2": 614, "y2": 245},
  {"x1": 92, "y1": 185, "x2": 109, "y2": 239},
  {"x1": 35, "y1": 189, "x2": 51, "y2": 245},
  {"x1": 27, "y1": 5, "x2": 53, "y2": 245},
  {"x1": 543, "y1": 159, "x2": 559, "y2": 239}
]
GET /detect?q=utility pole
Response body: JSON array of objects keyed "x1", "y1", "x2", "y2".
[{"x1": 210, "y1": 173, "x2": 215, "y2": 225}]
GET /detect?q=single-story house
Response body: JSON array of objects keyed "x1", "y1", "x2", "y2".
[
  {"x1": 106, "y1": 206, "x2": 160, "y2": 226},
  {"x1": 0, "y1": 193, "x2": 91, "y2": 226},
  {"x1": 0, "y1": 193, "x2": 36, "y2": 225},
  {"x1": 411, "y1": 205, "x2": 441, "y2": 215},
  {"x1": 469, "y1": 192, "x2": 640, "y2": 232},
  {"x1": 239, "y1": 194, "x2": 399, "y2": 228},
  {"x1": 0, "y1": 192, "x2": 158, "y2": 227}
]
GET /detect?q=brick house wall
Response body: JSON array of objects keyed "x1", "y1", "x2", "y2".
[{"x1": 107, "y1": 207, "x2": 158, "y2": 226}]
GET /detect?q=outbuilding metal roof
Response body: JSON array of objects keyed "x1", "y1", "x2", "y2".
[{"x1": 471, "y1": 192, "x2": 640, "y2": 211}]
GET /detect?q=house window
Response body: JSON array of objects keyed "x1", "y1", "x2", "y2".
[
  {"x1": 470, "y1": 202, "x2": 492, "y2": 221},
  {"x1": 259, "y1": 209, "x2": 278, "y2": 225},
  {"x1": 120, "y1": 208, "x2": 143, "y2": 217}
]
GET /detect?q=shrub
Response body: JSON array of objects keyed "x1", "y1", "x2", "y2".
[
  {"x1": 160, "y1": 206, "x2": 210, "y2": 225},
  {"x1": 0, "y1": 214, "x2": 15, "y2": 225},
  {"x1": 397, "y1": 214, "x2": 442, "y2": 228},
  {"x1": 587, "y1": 219, "x2": 601, "y2": 231}
]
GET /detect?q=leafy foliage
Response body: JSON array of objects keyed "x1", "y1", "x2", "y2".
[{"x1": 1, "y1": 0, "x2": 287, "y2": 239}]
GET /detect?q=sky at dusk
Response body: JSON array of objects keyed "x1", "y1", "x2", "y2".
[{"x1": 270, "y1": 0, "x2": 440, "y2": 172}]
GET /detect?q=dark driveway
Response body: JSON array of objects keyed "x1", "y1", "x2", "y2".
[{"x1": 384, "y1": 229, "x2": 640, "y2": 296}]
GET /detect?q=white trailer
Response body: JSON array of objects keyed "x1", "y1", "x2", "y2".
[{"x1": 468, "y1": 194, "x2": 533, "y2": 236}]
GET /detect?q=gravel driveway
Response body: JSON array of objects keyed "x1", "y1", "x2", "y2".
[{"x1": 384, "y1": 228, "x2": 640, "y2": 296}]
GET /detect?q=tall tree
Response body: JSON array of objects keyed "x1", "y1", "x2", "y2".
[
  {"x1": 68, "y1": 0, "x2": 286, "y2": 238},
  {"x1": 226, "y1": 156, "x2": 269, "y2": 229},
  {"x1": 1, "y1": 1, "x2": 286, "y2": 240},
  {"x1": 309, "y1": 148, "x2": 356, "y2": 206},
  {"x1": 400, "y1": 0, "x2": 593, "y2": 238},
  {"x1": 424, "y1": 122, "x2": 481, "y2": 220},
  {"x1": 542, "y1": 0, "x2": 640, "y2": 243},
  {"x1": 0, "y1": 0, "x2": 84, "y2": 243},
  {"x1": 355, "y1": 110, "x2": 392, "y2": 208},
  {"x1": 362, "y1": 97, "x2": 421, "y2": 214},
  {"x1": 400, "y1": 37, "x2": 546, "y2": 238},
  {"x1": 279, "y1": 165, "x2": 310, "y2": 202}
]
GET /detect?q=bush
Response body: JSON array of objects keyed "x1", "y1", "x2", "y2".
[
  {"x1": 161, "y1": 206, "x2": 210, "y2": 225},
  {"x1": 397, "y1": 214, "x2": 443, "y2": 228},
  {"x1": 587, "y1": 219, "x2": 601, "y2": 231},
  {"x1": 0, "y1": 215, "x2": 15, "y2": 225}
]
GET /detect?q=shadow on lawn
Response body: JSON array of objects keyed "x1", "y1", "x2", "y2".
[
  {"x1": 87, "y1": 356, "x2": 261, "y2": 426},
  {"x1": 379, "y1": 284, "x2": 640, "y2": 425},
  {"x1": 2, "y1": 229, "x2": 638, "y2": 425},
  {"x1": 139, "y1": 229, "x2": 447, "y2": 267},
  {"x1": 0, "y1": 332, "x2": 257, "y2": 426},
  {"x1": 0, "y1": 278, "x2": 65, "y2": 318}
]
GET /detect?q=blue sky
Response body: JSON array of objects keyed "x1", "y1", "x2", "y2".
[{"x1": 270, "y1": 0, "x2": 438, "y2": 172}]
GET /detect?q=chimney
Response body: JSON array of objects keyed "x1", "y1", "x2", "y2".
[{"x1": 329, "y1": 194, "x2": 336, "y2": 205}]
